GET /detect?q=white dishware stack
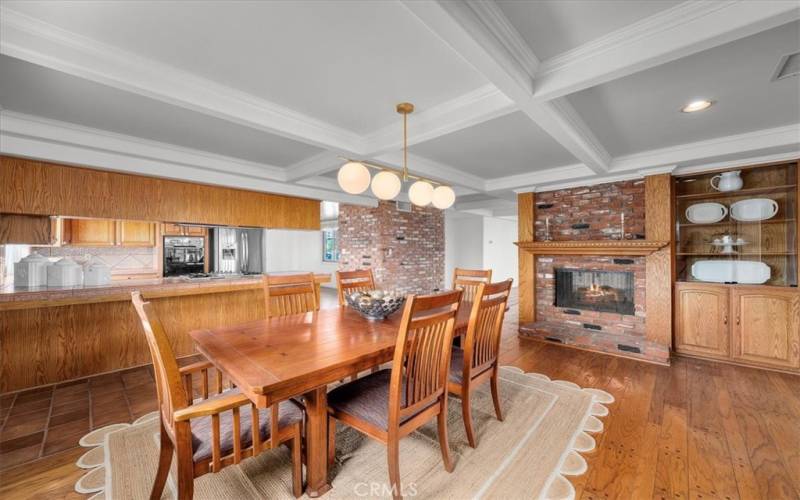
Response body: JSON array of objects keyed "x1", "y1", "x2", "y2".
[
  {"x1": 47, "y1": 257, "x2": 84, "y2": 287},
  {"x1": 13, "y1": 251, "x2": 50, "y2": 287},
  {"x1": 83, "y1": 257, "x2": 112, "y2": 286}
]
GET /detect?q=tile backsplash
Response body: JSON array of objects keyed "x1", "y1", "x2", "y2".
[{"x1": 30, "y1": 245, "x2": 158, "y2": 276}]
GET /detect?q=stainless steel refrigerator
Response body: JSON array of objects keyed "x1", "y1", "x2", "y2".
[{"x1": 208, "y1": 227, "x2": 265, "y2": 275}]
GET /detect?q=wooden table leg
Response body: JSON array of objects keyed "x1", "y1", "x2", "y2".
[{"x1": 303, "y1": 386, "x2": 332, "y2": 497}]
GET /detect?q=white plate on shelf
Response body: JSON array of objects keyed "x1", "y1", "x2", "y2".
[
  {"x1": 729, "y1": 198, "x2": 778, "y2": 222},
  {"x1": 691, "y1": 260, "x2": 771, "y2": 284},
  {"x1": 686, "y1": 202, "x2": 728, "y2": 224}
]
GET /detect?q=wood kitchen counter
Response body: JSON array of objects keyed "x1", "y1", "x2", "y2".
[{"x1": 0, "y1": 273, "x2": 331, "y2": 392}]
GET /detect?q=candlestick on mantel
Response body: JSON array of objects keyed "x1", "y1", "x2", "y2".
[
  {"x1": 620, "y1": 213, "x2": 625, "y2": 240},
  {"x1": 544, "y1": 216, "x2": 553, "y2": 241}
]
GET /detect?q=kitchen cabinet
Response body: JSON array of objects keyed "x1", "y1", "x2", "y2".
[
  {"x1": 731, "y1": 288, "x2": 800, "y2": 369},
  {"x1": 63, "y1": 219, "x2": 116, "y2": 246},
  {"x1": 674, "y1": 282, "x2": 800, "y2": 372},
  {"x1": 63, "y1": 218, "x2": 157, "y2": 247},
  {"x1": 674, "y1": 283, "x2": 729, "y2": 359},
  {"x1": 0, "y1": 214, "x2": 57, "y2": 245},
  {"x1": 117, "y1": 221, "x2": 156, "y2": 246},
  {"x1": 162, "y1": 223, "x2": 206, "y2": 236}
]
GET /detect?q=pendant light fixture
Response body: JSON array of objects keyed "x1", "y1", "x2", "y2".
[{"x1": 336, "y1": 103, "x2": 456, "y2": 209}]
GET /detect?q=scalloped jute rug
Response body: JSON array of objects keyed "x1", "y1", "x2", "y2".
[{"x1": 75, "y1": 367, "x2": 613, "y2": 499}]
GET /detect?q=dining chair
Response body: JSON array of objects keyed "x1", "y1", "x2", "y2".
[
  {"x1": 263, "y1": 273, "x2": 318, "y2": 317},
  {"x1": 452, "y1": 267, "x2": 493, "y2": 302},
  {"x1": 336, "y1": 268, "x2": 376, "y2": 305},
  {"x1": 447, "y1": 279, "x2": 513, "y2": 448},
  {"x1": 327, "y1": 289, "x2": 463, "y2": 500},
  {"x1": 130, "y1": 292, "x2": 304, "y2": 499}
]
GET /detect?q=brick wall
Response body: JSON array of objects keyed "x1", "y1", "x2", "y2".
[
  {"x1": 534, "y1": 179, "x2": 645, "y2": 241},
  {"x1": 536, "y1": 255, "x2": 646, "y2": 337},
  {"x1": 338, "y1": 201, "x2": 444, "y2": 295}
]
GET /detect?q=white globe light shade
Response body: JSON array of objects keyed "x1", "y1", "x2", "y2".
[
  {"x1": 408, "y1": 180, "x2": 434, "y2": 206},
  {"x1": 432, "y1": 185, "x2": 456, "y2": 209},
  {"x1": 371, "y1": 171, "x2": 402, "y2": 200},
  {"x1": 337, "y1": 162, "x2": 371, "y2": 194}
]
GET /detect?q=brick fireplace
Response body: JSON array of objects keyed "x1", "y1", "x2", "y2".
[{"x1": 517, "y1": 175, "x2": 674, "y2": 364}]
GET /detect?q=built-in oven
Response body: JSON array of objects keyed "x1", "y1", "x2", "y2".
[{"x1": 163, "y1": 236, "x2": 205, "y2": 277}]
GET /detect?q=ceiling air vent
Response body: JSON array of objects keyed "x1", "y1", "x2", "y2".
[
  {"x1": 396, "y1": 200, "x2": 412, "y2": 213},
  {"x1": 771, "y1": 52, "x2": 800, "y2": 81}
]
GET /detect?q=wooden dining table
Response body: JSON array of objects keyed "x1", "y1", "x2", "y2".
[{"x1": 189, "y1": 302, "x2": 472, "y2": 496}]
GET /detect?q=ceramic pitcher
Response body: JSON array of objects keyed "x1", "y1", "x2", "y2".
[{"x1": 710, "y1": 171, "x2": 743, "y2": 192}]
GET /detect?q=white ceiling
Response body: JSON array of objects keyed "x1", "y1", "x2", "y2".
[
  {"x1": 0, "y1": 0, "x2": 798, "y2": 215},
  {"x1": 410, "y1": 111, "x2": 575, "y2": 178},
  {"x1": 496, "y1": 0, "x2": 682, "y2": 60},
  {"x1": 0, "y1": 55, "x2": 323, "y2": 167},
  {"x1": 569, "y1": 21, "x2": 800, "y2": 157},
  {"x1": 3, "y1": 0, "x2": 487, "y2": 134}
]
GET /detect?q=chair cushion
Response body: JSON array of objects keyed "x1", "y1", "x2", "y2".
[
  {"x1": 328, "y1": 369, "x2": 434, "y2": 430},
  {"x1": 190, "y1": 390, "x2": 303, "y2": 462},
  {"x1": 448, "y1": 347, "x2": 491, "y2": 385}
]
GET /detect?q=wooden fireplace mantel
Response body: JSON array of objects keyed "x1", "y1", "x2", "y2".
[{"x1": 515, "y1": 240, "x2": 669, "y2": 256}]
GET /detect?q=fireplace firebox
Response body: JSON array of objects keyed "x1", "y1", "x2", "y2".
[{"x1": 555, "y1": 268, "x2": 635, "y2": 315}]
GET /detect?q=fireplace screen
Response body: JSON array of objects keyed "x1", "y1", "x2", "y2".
[{"x1": 555, "y1": 268, "x2": 635, "y2": 315}]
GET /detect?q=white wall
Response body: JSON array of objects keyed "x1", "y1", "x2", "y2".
[
  {"x1": 265, "y1": 229, "x2": 338, "y2": 288},
  {"x1": 445, "y1": 212, "x2": 518, "y2": 287},
  {"x1": 482, "y1": 217, "x2": 518, "y2": 283}
]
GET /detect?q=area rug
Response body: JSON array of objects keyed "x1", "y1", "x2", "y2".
[{"x1": 74, "y1": 367, "x2": 613, "y2": 499}]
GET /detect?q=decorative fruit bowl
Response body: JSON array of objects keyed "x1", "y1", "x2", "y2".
[{"x1": 345, "y1": 290, "x2": 406, "y2": 321}]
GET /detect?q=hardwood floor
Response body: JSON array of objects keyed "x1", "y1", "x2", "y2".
[{"x1": 1, "y1": 288, "x2": 798, "y2": 499}]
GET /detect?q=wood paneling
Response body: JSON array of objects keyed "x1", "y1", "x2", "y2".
[
  {"x1": 0, "y1": 156, "x2": 320, "y2": 230},
  {"x1": 0, "y1": 214, "x2": 55, "y2": 245},
  {"x1": 674, "y1": 282, "x2": 729, "y2": 359},
  {"x1": 0, "y1": 288, "x2": 265, "y2": 393},
  {"x1": 645, "y1": 173, "x2": 674, "y2": 348},
  {"x1": 731, "y1": 288, "x2": 799, "y2": 369},
  {"x1": 517, "y1": 192, "x2": 535, "y2": 323},
  {"x1": 517, "y1": 240, "x2": 667, "y2": 255}
]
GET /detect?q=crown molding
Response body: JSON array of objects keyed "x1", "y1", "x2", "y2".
[
  {"x1": 672, "y1": 151, "x2": 800, "y2": 176},
  {"x1": 463, "y1": 0, "x2": 540, "y2": 78},
  {"x1": 0, "y1": 111, "x2": 376, "y2": 206},
  {"x1": 0, "y1": 6, "x2": 365, "y2": 153},
  {"x1": 361, "y1": 84, "x2": 516, "y2": 155},
  {"x1": 533, "y1": 0, "x2": 800, "y2": 100},
  {"x1": 484, "y1": 163, "x2": 594, "y2": 192},
  {"x1": 610, "y1": 123, "x2": 800, "y2": 173},
  {"x1": 283, "y1": 151, "x2": 345, "y2": 182}
]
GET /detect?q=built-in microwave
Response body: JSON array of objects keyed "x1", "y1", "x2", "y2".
[{"x1": 163, "y1": 236, "x2": 205, "y2": 277}]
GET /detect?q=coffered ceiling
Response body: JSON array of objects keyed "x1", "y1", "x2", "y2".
[{"x1": 1, "y1": 0, "x2": 798, "y2": 214}]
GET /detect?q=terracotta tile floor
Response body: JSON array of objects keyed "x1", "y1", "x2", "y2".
[{"x1": 0, "y1": 287, "x2": 342, "y2": 471}]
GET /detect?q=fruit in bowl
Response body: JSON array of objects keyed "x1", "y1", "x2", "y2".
[{"x1": 345, "y1": 290, "x2": 406, "y2": 321}]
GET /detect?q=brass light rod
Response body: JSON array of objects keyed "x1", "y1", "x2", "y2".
[{"x1": 336, "y1": 156, "x2": 448, "y2": 187}]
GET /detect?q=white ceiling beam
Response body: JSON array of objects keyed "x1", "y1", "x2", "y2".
[
  {"x1": 283, "y1": 151, "x2": 345, "y2": 182},
  {"x1": 485, "y1": 123, "x2": 800, "y2": 193},
  {"x1": 0, "y1": 6, "x2": 364, "y2": 153},
  {"x1": 362, "y1": 84, "x2": 516, "y2": 156},
  {"x1": 373, "y1": 151, "x2": 487, "y2": 192},
  {"x1": 401, "y1": 0, "x2": 611, "y2": 174},
  {"x1": 0, "y1": 111, "x2": 377, "y2": 206},
  {"x1": 533, "y1": 0, "x2": 800, "y2": 101}
]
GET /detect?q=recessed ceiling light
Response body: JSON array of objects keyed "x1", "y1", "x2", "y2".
[{"x1": 681, "y1": 100, "x2": 713, "y2": 113}]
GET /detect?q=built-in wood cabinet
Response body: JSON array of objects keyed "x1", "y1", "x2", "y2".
[
  {"x1": 117, "y1": 220, "x2": 157, "y2": 246},
  {"x1": 0, "y1": 214, "x2": 57, "y2": 245},
  {"x1": 674, "y1": 282, "x2": 799, "y2": 372},
  {"x1": 63, "y1": 218, "x2": 156, "y2": 247},
  {"x1": 674, "y1": 283, "x2": 729, "y2": 359},
  {"x1": 162, "y1": 223, "x2": 206, "y2": 236},
  {"x1": 731, "y1": 287, "x2": 800, "y2": 369}
]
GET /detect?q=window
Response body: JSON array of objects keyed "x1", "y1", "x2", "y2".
[{"x1": 322, "y1": 228, "x2": 340, "y2": 262}]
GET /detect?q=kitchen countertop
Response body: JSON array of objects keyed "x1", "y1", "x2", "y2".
[{"x1": 0, "y1": 272, "x2": 331, "y2": 311}]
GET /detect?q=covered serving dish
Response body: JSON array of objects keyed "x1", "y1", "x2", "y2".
[{"x1": 345, "y1": 289, "x2": 405, "y2": 321}]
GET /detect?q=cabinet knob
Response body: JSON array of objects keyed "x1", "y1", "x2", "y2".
[
  {"x1": 736, "y1": 316, "x2": 740, "y2": 325},
  {"x1": 723, "y1": 315, "x2": 727, "y2": 325}
]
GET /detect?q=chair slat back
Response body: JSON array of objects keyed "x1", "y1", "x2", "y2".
[
  {"x1": 452, "y1": 268, "x2": 492, "y2": 302},
  {"x1": 263, "y1": 273, "x2": 318, "y2": 317},
  {"x1": 389, "y1": 290, "x2": 462, "y2": 422},
  {"x1": 336, "y1": 269, "x2": 376, "y2": 305},
  {"x1": 462, "y1": 280, "x2": 513, "y2": 378},
  {"x1": 131, "y1": 291, "x2": 187, "y2": 430}
]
